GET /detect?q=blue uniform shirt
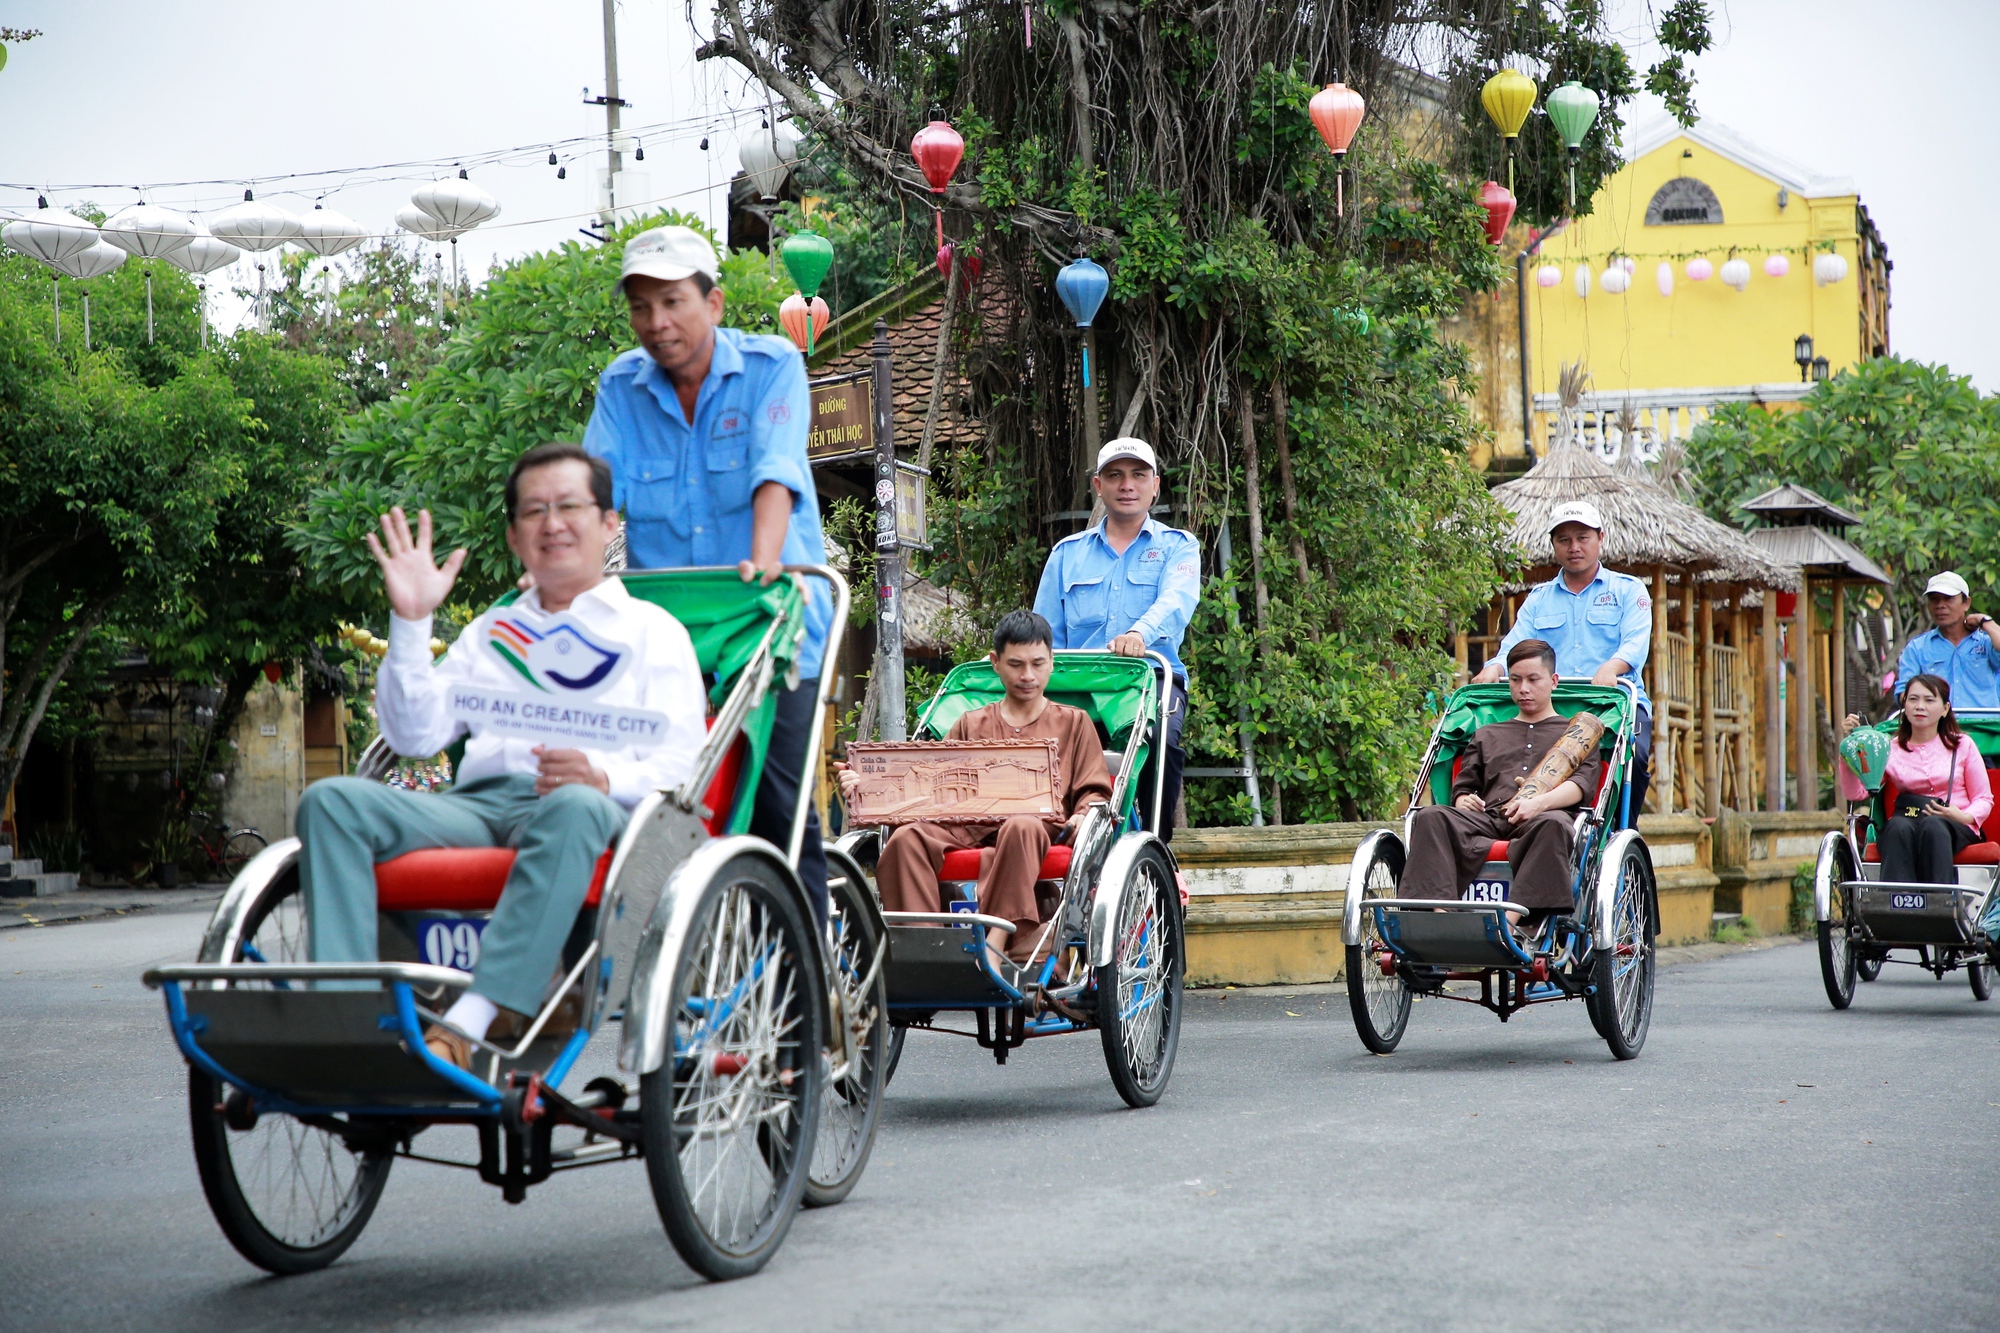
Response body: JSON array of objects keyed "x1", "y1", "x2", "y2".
[
  {"x1": 1498, "y1": 566, "x2": 1653, "y2": 712},
  {"x1": 1033, "y1": 517, "x2": 1201, "y2": 679},
  {"x1": 1896, "y1": 627, "x2": 2000, "y2": 709},
  {"x1": 584, "y1": 328, "x2": 832, "y2": 678}
]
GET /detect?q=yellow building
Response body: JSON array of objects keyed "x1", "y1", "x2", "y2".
[{"x1": 1503, "y1": 118, "x2": 1890, "y2": 459}]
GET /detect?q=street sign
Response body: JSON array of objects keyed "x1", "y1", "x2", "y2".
[{"x1": 808, "y1": 371, "x2": 874, "y2": 464}]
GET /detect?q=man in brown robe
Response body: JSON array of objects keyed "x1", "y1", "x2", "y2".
[
  {"x1": 1404, "y1": 638, "x2": 1602, "y2": 926},
  {"x1": 840, "y1": 611, "x2": 1113, "y2": 966}
]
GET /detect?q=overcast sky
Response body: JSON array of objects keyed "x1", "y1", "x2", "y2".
[{"x1": 4, "y1": 0, "x2": 1994, "y2": 391}]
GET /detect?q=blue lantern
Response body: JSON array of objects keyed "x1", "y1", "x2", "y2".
[{"x1": 1055, "y1": 255, "x2": 1110, "y2": 387}]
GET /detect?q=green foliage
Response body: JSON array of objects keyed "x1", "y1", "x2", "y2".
[
  {"x1": 295, "y1": 212, "x2": 813, "y2": 610},
  {"x1": 268, "y1": 241, "x2": 452, "y2": 409},
  {"x1": 1684, "y1": 356, "x2": 2000, "y2": 663}
]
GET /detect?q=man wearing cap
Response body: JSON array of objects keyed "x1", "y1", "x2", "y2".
[
  {"x1": 1895, "y1": 571, "x2": 2000, "y2": 710},
  {"x1": 1473, "y1": 499, "x2": 1655, "y2": 818},
  {"x1": 1033, "y1": 438, "x2": 1200, "y2": 840},
  {"x1": 582, "y1": 225, "x2": 834, "y2": 919}
]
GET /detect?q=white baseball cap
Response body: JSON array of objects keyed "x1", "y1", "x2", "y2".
[
  {"x1": 1925, "y1": 571, "x2": 1970, "y2": 599},
  {"x1": 1096, "y1": 437, "x2": 1159, "y2": 473},
  {"x1": 1548, "y1": 500, "x2": 1604, "y2": 534},
  {"x1": 620, "y1": 225, "x2": 720, "y2": 286}
]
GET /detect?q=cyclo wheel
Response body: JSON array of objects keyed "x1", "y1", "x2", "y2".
[
  {"x1": 220, "y1": 830, "x2": 268, "y2": 878},
  {"x1": 882, "y1": 1027, "x2": 908, "y2": 1088},
  {"x1": 1345, "y1": 837, "x2": 1411, "y2": 1054},
  {"x1": 640, "y1": 852, "x2": 824, "y2": 1281},
  {"x1": 1969, "y1": 957, "x2": 1992, "y2": 1001},
  {"x1": 189, "y1": 865, "x2": 393, "y2": 1274},
  {"x1": 1858, "y1": 954, "x2": 1883, "y2": 983},
  {"x1": 1586, "y1": 840, "x2": 1656, "y2": 1060},
  {"x1": 1817, "y1": 837, "x2": 1859, "y2": 1010},
  {"x1": 803, "y1": 846, "x2": 887, "y2": 1208},
  {"x1": 1096, "y1": 841, "x2": 1184, "y2": 1108}
]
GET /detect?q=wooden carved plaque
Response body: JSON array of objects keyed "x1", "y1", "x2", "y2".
[{"x1": 844, "y1": 739, "x2": 1062, "y2": 826}]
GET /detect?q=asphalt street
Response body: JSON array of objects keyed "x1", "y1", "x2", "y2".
[{"x1": 5, "y1": 904, "x2": 1998, "y2": 1333}]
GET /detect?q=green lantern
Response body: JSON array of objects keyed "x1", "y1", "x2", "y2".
[
  {"x1": 1839, "y1": 726, "x2": 1892, "y2": 794},
  {"x1": 780, "y1": 230, "x2": 834, "y2": 301},
  {"x1": 1544, "y1": 81, "x2": 1601, "y2": 211}
]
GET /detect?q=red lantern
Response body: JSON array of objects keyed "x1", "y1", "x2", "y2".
[
  {"x1": 1479, "y1": 180, "x2": 1516, "y2": 246},
  {"x1": 779, "y1": 292, "x2": 830, "y2": 354},
  {"x1": 911, "y1": 114, "x2": 964, "y2": 246},
  {"x1": 1775, "y1": 591, "x2": 1799, "y2": 620},
  {"x1": 935, "y1": 241, "x2": 982, "y2": 293},
  {"x1": 1308, "y1": 82, "x2": 1366, "y2": 216},
  {"x1": 263, "y1": 661, "x2": 283, "y2": 684}
]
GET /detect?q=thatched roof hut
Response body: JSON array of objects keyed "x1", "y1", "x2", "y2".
[{"x1": 1491, "y1": 441, "x2": 1801, "y2": 592}]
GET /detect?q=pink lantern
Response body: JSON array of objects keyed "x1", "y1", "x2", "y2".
[
  {"x1": 936, "y1": 241, "x2": 983, "y2": 293},
  {"x1": 1308, "y1": 83, "x2": 1367, "y2": 216},
  {"x1": 1478, "y1": 180, "x2": 1516, "y2": 246},
  {"x1": 1763, "y1": 254, "x2": 1790, "y2": 278},
  {"x1": 779, "y1": 292, "x2": 830, "y2": 352},
  {"x1": 1535, "y1": 264, "x2": 1561, "y2": 288},
  {"x1": 1621, "y1": 256, "x2": 1636, "y2": 274},
  {"x1": 1655, "y1": 262, "x2": 1674, "y2": 296},
  {"x1": 1686, "y1": 257, "x2": 1713, "y2": 282}
]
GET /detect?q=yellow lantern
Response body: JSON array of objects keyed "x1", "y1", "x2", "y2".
[{"x1": 1481, "y1": 67, "x2": 1538, "y2": 190}]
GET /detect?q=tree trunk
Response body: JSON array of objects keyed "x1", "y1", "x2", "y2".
[
  {"x1": 1238, "y1": 385, "x2": 1270, "y2": 637},
  {"x1": 0, "y1": 597, "x2": 111, "y2": 813},
  {"x1": 1271, "y1": 377, "x2": 1309, "y2": 580}
]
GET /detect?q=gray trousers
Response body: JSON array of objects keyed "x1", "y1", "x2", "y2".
[{"x1": 297, "y1": 774, "x2": 625, "y2": 1015}]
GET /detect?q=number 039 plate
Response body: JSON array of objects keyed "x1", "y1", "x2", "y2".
[
  {"x1": 417, "y1": 916, "x2": 487, "y2": 970},
  {"x1": 1467, "y1": 879, "x2": 1510, "y2": 903}
]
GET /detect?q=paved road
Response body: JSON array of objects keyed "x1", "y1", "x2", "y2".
[{"x1": 5, "y1": 907, "x2": 1998, "y2": 1333}]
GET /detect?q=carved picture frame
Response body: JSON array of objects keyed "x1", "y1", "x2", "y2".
[{"x1": 844, "y1": 739, "x2": 1063, "y2": 826}]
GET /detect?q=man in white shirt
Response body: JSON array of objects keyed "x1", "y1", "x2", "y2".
[{"x1": 297, "y1": 443, "x2": 706, "y2": 1068}]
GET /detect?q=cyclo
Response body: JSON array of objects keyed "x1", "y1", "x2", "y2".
[
  {"x1": 837, "y1": 650, "x2": 1185, "y2": 1107},
  {"x1": 1811, "y1": 707, "x2": 2000, "y2": 1009},
  {"x1": 1342, "y1": 680, "x2": 1659, "y2": 1060},
  {"x1": 143, "y1": 567, "x2": 890, "y2": 1282}
]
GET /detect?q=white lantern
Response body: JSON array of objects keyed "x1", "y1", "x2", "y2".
[
  {"x1": 1, "y1": 202, "x2": 98, "y2": 267},
  {"x1": 165, "y1": 225, "x2": 243, "y2": 276},
  {"x1": 1686, "y1": 257, "x2": 1713, "y2": 282},
  {"x1": 1601, "y1": 264, "x2": 1630, "y2": 294},
  {"x1": 1655, "y1": 262, "x2": 1674, "y2": 297},
  {"x1": 410, "y1": 174, "x2": 500, "y2": 232},
  {"x1": 101, "y1": 202, "x2": 196, "y2": 259},
  {"x1": 1573, "y1": 263, "x2": 1591, "y2": 297},
  {"x1": 397, "y1": 203, "x2": 463, "y2": 242},
  {"x1": 51, "y1": 240, "x2": 127, "y2": 280},
  {"x1": 1814, "y1": 252, "x2": 1849, "y2": 286},
  {"x1": 1763, "y1": 254, "x2": 1790, "y2": 278},
  {"x1": 738, "y1": 123, "x2": 799, "y2": 203},
  {"x1": 210, "y1": 190, "x2": 302, "y2": 253},
  {"x1": 1720, "y1": 257, "x2": 1751, "y2": 291},
  {"x1": 1535, "y1": 263, "x2": 1560, "y2": 288},
  {"x1": 296, "y1": 205, "x2": 368, "y2": 257}
]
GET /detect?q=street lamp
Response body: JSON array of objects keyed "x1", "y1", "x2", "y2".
[
  {"x1": 1811, "y1": 355, "x2": 1831, "y2": 384},
  {"x1": 1793, "y1": 333, "x2": 1815, "y2": 382}
]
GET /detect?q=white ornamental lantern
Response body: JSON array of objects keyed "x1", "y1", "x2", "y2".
[
  {"x1": 1655, "y1": 262, "x2": 1674, "y2": 297},
  {"x1": 1814, "y1": 252, "x2": 1849, "y2": 286},
  {"x1": 296, "y1": 205, "x2": 368, "y2": 257},
  {"x1": 101, "y1": 201, "x2": 196, "y2": 259},
  {"x1": 1720, "y1": 257, "x2": 1751, "y2": 291},
  {"x1": 396, "y1": 203, "x2": 460, "y2": 242},
  {"x1": 1601, "y1": 264, "x2": 1630, "y2": 294},
  {"x1": 165, "y1": 224, "x2": 242, "y2": 349},
  {"x1": 52, "y1": 242, "x2": 127, "y2": 351},
  {"x1": 1573, "y1": 263, "x2": 1591, "y2": 297},
  {"x1": 1, "y1": 201, "x2": 98, "y2": 267},
  {"x1": 738, "y1": 123, "x2": 799, "y2": 203},
  {"x1": 411, "y1": 173, "x2": 500, "y2": 232},
  {"x1": 1535, "y1": 263, "x2": 1561, "y2": 288},
  {"x1": 209, "y1": 189, "x2": 302, "y2": 253},
  {"x1": 1763, "y1": 254, "x2": 1790, "y2": 278}
]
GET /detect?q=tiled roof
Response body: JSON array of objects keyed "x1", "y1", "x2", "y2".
[{"x1": 807, "y1": 267, "x2": 1015, "y2": 456}]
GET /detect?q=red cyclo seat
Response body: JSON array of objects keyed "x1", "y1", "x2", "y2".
[
  {"x1": 375, "y1": 846, "x2": 615, "y2": 912},
  {"x1": 1862, "y1": 776, "x2": 2000, "y2": 865},
  {"x1": 1485, "y1": 840, "x2": 1509, "y2": 862},
  {"x1": 938, "y1": 843, "x2": 1074, "y2": 883}
]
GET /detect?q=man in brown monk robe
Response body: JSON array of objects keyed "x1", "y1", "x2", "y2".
[
  {"x1": 1404, "y1": 638, "x2": 1602, "y2": 934},
  {"x1": 839, "y1": 610, "x2": 1113, "y2": 968}
]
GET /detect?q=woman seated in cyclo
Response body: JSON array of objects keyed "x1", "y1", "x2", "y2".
[{"x1": 1839, "y1": 672, "x2": 1993, "y2": 885}]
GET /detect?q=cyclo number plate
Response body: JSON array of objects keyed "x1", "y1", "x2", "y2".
[
  {"x1": 417, "y1": 916, "x2": 486, "y2": 969},
  {"x1": 1467, "y1": 879, "x2": 1510, "y2": 903},
  {"x1": 1890, "y1": 893, "x2": 1927, "y2": 910}
]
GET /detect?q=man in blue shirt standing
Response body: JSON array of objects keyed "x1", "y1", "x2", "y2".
[
  {"x1": 583, "y1": 225, "x2": 833, "y2": 918},
  {"x1": 1475, "y1": 500, "x2": 1655, "y2": 820},
  {"x1": 1895, "y1": 571, "x2": 2000, "y2": 710},
  {"x1": 1033, "y1": 438, "x2": 1201, "y2": 840}
]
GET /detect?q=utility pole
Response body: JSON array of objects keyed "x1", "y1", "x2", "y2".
[
  {"x1": 587, "y1": 0, "x2": 630, "y2": 230},
  {"x1": 871, "y1": 320, "x2": 907, "y2": 741}
]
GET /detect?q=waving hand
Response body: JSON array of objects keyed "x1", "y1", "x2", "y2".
[{"x1": 366, "y1": 507, "x2": 468, "y2": 621}]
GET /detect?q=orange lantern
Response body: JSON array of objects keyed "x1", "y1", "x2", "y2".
[
  {"x1": 1308, "y1": 82, "x2": 1366, "y2": 216},
  {"x1": 779, "y1": 292, "x2": 830, "y2": 353}
]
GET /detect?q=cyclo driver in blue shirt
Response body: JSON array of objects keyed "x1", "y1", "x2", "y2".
[
  {"x1": 1894, "y1": 570, "x2": 2000, "y2": 710},
  {"x1": 1473, "y1": 499, "x2": 1654, "y2": 819},
  {"x1": 582, "y1": 225, "x2": 834, "y2": 921},
  {"x1": 1033, "y1": 438, "x2": 1200, "y2": 840}
]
